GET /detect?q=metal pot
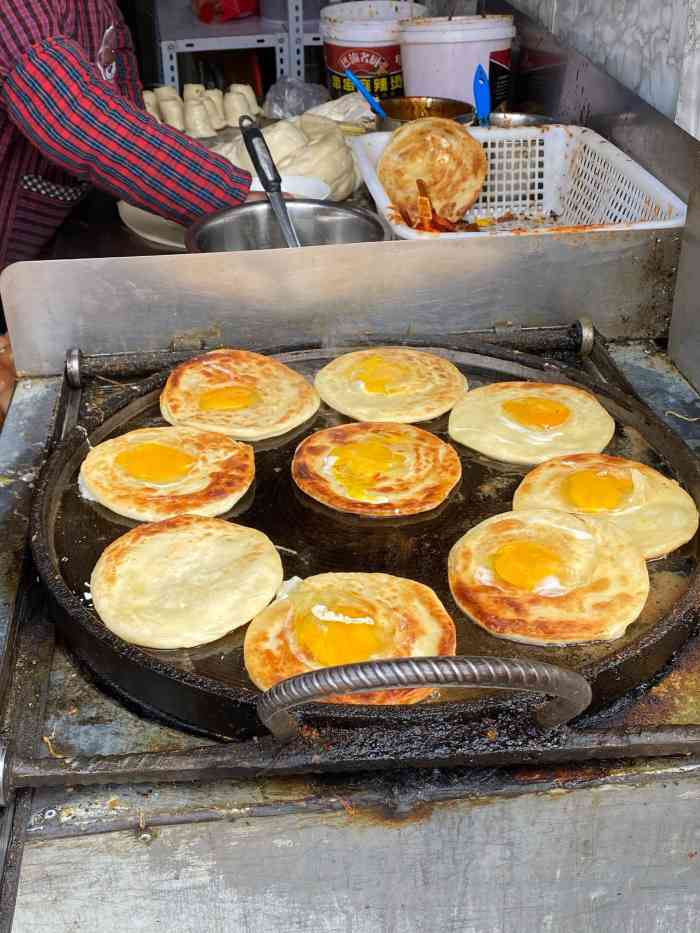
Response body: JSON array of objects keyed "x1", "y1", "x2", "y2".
[
  {"x1": 186, "y1": 201, "x2": 391, "y2": 252},
  {"x1": 377, "y1": 96, "x2": 474, "y2": 132},
  {"x1": 457, "y1": 112, "x2": 554, "y2": 128}
]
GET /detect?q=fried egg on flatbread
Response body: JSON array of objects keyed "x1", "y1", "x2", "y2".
[
  {"x1": 79, "y1": 426, "x2": 254, "y2": 522},
  {"x1": 448, "y1": 508, "x2": 649, "y2": 645},
  {"x1": 512, "y1": 453, "x2": 698, "y2": 559},
  {"x1": 161, "y1": 349, "x2": 320, "y2": 441},
  {"x1": 378, "y1": 118, "x2": 487, "y2": 225},
  {"x1": 448, "y1": 381, "x2": 615, "y2": 465},
  {"x1": 291, "y1": 421, "x2": 461, "y2": 516},
  {"x1": 91, "y1": 515, "x2": 283, "y2": 648},
  {"x1": 314, "y1": 348, "x2": 467, "y2": 423},
  {"x1": 244, "y1": 572, "x2": 456, "y2": 704}
]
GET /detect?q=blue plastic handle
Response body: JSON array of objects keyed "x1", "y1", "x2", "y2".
[
  {"x1": 473, "y1": 64, "x2": 491, "y2": 127},
  {"x1": 344, "y1": 69, "x2": 388, "y2": 120}
]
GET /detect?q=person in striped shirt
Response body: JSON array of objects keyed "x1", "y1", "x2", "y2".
[{"x1": 0, "y1": 0, "x2": 262, "y2": 423}]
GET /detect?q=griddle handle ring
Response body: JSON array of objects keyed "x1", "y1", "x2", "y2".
[{"x1": 256, "y1": 656, "x2": 592, "y2": 741}]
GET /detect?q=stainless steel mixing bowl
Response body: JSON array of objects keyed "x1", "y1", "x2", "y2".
[{"x1": 186, "y1": 201, "x2": 391, "y2": 252}]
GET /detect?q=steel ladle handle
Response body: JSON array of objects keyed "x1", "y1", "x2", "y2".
[
  {"x1": 238, "y1": 114, "x2": 301, "y2": 248},
  {"x1": 257, "y1": 656, "x2": 592, "y2": 740}
]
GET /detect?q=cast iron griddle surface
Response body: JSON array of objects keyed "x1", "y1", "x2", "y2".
[{"x1": 50, "y1": 348, "x2": 695, "y2": 715}]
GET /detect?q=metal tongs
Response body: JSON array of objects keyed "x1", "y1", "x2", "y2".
[{"x1": 239, "y1": 115, "x2": 301, "y2": 248}]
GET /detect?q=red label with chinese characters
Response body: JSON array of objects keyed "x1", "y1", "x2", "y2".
[
  {"x1": 489, "y1": 48, "x2": 512, "y2": 108},
  {"x1": 324, "y1": 42, "x2": 403, "y2": 99}
]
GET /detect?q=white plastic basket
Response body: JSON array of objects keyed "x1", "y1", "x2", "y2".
[{"x1": 351, "y1": 126, "x2": 687, "y2": 239}]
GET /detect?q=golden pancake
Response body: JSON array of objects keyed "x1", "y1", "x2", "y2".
[
  {"x1": 512, "y1": 453, "x2": 699, "y2": 559},
  {"x1": 91, "y1": 515, "x2": 283, "y2": 649},
  {"x1": 79, "y1": 426, "x2": 255, "y2": 522},
  {"x1": 448, "y1": 508, "x2": 649, "y2": 645},
  {"x1": 161, "y1": 348, "x2": 320, "y2": 441},
  {"x1": 378, "y1": 118, "x2": 487, "y2": 224},
  {"x1": 291, "y1": 421, "x2": 461, "y2": 516},
  {"x1": 244, "y1": 572, "x2": 456, "y2": 704},
  {"x1": 448, "y1": 381, "x2": 615, "y2": 465},
  {"x1": 315, "y1": 347, "x2": 467, "y2": 423}
]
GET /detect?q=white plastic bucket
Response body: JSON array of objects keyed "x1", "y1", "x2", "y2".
[
  {"x1": 399, "y1": 15, "x2": 515, "y2": 105},
  {"x1": 320, "y1": 1, "x2": 426, "y2": 99}
]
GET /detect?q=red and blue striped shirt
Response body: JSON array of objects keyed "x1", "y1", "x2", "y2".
[{"x1": 0, "y1": 0, "x2": 251, "y2": 272}]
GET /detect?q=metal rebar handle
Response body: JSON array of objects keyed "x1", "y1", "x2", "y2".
[{"x1": 257, "y1": 656, "x2": 592, "y2": 740}]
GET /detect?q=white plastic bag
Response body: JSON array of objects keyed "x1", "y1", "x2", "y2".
[{"x1": 264, "y1": 78, "x2": 330, "y2": 120}]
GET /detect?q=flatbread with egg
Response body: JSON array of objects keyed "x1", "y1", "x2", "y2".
[
  {"x1": 244, "y1": 572, "x2": 456, "y2": 704},
  {"x1": 448, "y1": 508, "x2": 649, "y2": 645},
  {"x1": 448, "y1": 381, "x2": 615, "y2": 465},
  {"x1": 513, "y1": 453, "x2": 698, "y2": 559},
  {"x1": 161, "y1": 349, "x2": 320, "y2": 441},
  {"x1": 378, "y1": 118, "x2": 487, "y2": 225},
  {"x1": 80, "y1": 426, "x2": 255, "y2": 522},
  {"x1": 91, "y1": 515, "x2": 283, "y2": 649},
  {"x1": 314, "y1": 347, "x2": 467, "y2": 423},
  {"x1": 292, "y1": 421, "x2": 461, "y2": 516}
]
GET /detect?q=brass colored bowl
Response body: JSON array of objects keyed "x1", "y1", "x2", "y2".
[{"x1": 378, "y1": 96, "x2": 474, "y2": 131}]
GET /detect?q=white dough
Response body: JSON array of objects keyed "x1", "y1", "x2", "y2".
[
  {"x1": 229, "y1": 83, "x2": 261, "y2": 115},
  {"x1": 154, "y1": 85, "x2": 179, "y2": 102},
  {"x1": 279, "y1": 128, "x2": 355, "y2": 200},
  {"x1": 142, "y1": 90, "x2": 161, "y2": 122},
  {"x1": 205, "y1": 89, "x2": 226, "y2": 124},
  {"x1": 223, "y1": 90, "x2": 251, "y2": 128},
  {"x1": 216, "y1": 120, "x2": 307, "y2": 174},
  {"x1": 160, "y1": 98, "x2": 185, "y2": 131},
  {"x1": 184, "y1": 99, "x2": 216, "y2": 138},
  {"x1": 183, "y1": 83, "x2": 206, "y2": 101},
  {"x1": 203, "y1": 95, "x2": 226, "y2": 131}
]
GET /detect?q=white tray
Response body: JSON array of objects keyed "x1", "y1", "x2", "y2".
[{"x1": 351, "y1": 126, "x2": 687, "y2": 239}]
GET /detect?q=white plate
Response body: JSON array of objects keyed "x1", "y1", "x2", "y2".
[
  {"x1": 117, "y1": 202, "x2": 186, "y2": 250},
  {"x1": 251, "y1": 175, "x2": 330, "y2": 200}
]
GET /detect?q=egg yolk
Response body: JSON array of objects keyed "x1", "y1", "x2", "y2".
[
  {"x1": 115, "y1": 443, "x2": 195, "y2": 484},
  {"x1": 198, "y1": 385, "x2": 260, "y2": 411},
  {"x1": 351, "y1": 355, "x2": 411, "y2": 395},
  {"x1": 565, "y1": 468, "x2": 633, "y2": 512},
  {"x1": 491, "y1": 540, "x2": 564, "y2": 591},
  {"x1": 502, "y1": 396, "x2": 571, "y2": 430},
  {"x1": 293, "y1": 603, "x2": 391, "y2": 667},
  {"x1": 330, "y1": 437, "x2": 405, "y2": 499}
]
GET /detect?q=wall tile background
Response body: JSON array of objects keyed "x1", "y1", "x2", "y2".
[
  {"x1": 511, "y1": 0, "x2": 697, "y2": 132},
  {"x1": 417, "y1": 0, "x2": 697, "y2": 135}
]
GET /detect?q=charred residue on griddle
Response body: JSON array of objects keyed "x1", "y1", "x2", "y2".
[
  {"x1": 622, "y1": 633, "x2": 700, "y2": 728},
  {"x1": 511, "y1": 762, "x2": 618, "y2": 787}
]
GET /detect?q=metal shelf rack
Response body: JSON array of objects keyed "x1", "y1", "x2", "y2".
[{"x1": 155, "y1": 0, "x2": 323, "y2": 86}]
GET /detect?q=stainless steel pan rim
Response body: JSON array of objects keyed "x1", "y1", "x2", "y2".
[{"x1": 186, "y1": 201, "x2": 393, "y2": 253}]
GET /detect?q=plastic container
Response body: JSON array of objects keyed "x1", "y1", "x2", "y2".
[
  {"x1": 399, "y1": 15, "x2": 515, "y2": 106},
  {"x1": 351, "y1": 125, "x2": 687, "y2": 239},
  {"x1": 320, "y1": 1, "x2": 426, "y2": 99}
]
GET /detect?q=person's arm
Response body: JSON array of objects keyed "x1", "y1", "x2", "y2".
[
  {"x1": 1, "y1": 36, "x2": 251, "y2": 225},
  {"x1": 111, "y1": 5, "x2": 145, "y2": 109}
]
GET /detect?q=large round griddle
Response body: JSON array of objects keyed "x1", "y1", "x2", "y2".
[{"x1": 31, "y1": 346, "x2": 700, "y2": 740}]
